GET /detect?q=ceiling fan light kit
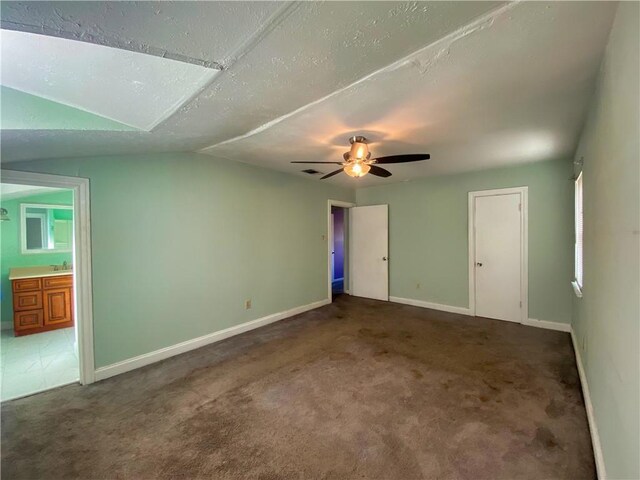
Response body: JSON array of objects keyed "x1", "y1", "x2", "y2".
[
  {"x1": 344, "y1": 161, "x2": 371, "y2": 178},
  {"x1": 291, "y1": 136, "x2": 430, "y2": 180}
]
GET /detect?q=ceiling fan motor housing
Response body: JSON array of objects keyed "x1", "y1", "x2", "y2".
[{"x1": 346, "y1": 136, "x2": 371, "y2": 163}]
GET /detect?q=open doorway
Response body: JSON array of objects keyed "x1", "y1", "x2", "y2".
[
  {"x1": 328, "y1": 200, "x2": 355, "y2": 301},
  {"x1": 1, "y1": 170, "x2": 94, "y2": 401},
  {"x1": 1, "y1": 183, "x2": 78, "y2": 400},
  {"x1": 331, "y1": 206, "x2": 346, "y2": 298}
]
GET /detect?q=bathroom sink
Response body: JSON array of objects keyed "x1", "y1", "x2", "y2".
[{"x1": 8, "y1": 265, "x2": 73, "y2": 280}]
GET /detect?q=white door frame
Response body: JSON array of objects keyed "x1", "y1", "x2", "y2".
[
  {"x1": 327, "y1": 200, "x2": 355, "y2": 301},
  {"x1": 2, "y1": 169, "x2": 95, "y2": 384},
  {"x1": 468, "y1": 186, "x2": 528, "y2": 324}
]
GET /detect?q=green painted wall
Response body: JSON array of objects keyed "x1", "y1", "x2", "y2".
[
  {"x1": 0, "y1": 86, "x2": 137, "y2": 131},
  {"x1": 571, "y1": 3, "x2": 639, "y2": 478},
  {"x1": 356, "y1": 160, "x2": 574, "y2": 325},
  {"x1": 4, "y1": 153, "x2": 354, "y2": 367},
  {"x1": 0, "y1": 190, "x2": 74, "y2": 327}
]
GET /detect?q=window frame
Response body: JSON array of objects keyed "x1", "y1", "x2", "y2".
[{"x1": 573, "y1": 172, "x2": 584, "y2": 297}]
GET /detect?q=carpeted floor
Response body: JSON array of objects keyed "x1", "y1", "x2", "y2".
[{"x1": 1, "y1": 296, "x2": 594, "y2": 479}]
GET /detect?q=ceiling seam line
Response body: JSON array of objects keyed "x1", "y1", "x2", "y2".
[
  {"x1": 219, "y1": 1, "x2": 302, "y2": 69},
  {"x1": 199, "y1": 0, "x2": 521, "y2": 152},
  {"x1": 147, "y1": 1, "x2": 303, "y2": 132}
]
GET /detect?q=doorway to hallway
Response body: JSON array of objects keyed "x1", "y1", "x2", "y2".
[{"x1": 331, "y1": 206, "x2": 346, "y2": 298}]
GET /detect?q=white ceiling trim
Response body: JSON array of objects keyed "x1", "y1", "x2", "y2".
[
  {"x1": 198, "y1": 1, "x2": 615, "y2": 187},
  {"x1": 200, "y1": 1, "x2": 517, "y2": 153}
]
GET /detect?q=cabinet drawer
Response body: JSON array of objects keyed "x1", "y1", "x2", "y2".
[
  {"x1": 13, "y1": 291, "x2": 43, "y2": 311},
  {"x1": 14, "y1": 309, "x2": 44, "y2": 331},
  {"x1": 43, "y1": 275, "x2": 73, "y2": 289},
  {"x1": 12, "y1": 278, "x2": 42, "y2": 292}
]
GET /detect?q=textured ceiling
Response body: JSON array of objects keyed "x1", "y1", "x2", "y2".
[{"x1": 0, "y1": 1, "x2": 617, "y2": 187}]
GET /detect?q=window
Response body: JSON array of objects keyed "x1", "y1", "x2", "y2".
[{"x1": 574, "y1": 172, "x2": 584, "y2": 289}]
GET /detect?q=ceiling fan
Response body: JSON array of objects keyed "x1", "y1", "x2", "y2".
[{"x1": 292, "y1": 136, "x2": 430, "y2": 179}]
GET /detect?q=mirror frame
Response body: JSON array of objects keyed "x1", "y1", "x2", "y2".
[{"x1": 20, "y1": 202, "x2": 73, "y2": 255}]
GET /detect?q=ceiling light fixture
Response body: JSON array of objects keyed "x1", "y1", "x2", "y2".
[
  {"x1": 343, "y1": 161, "x2": 371, "y2": 178},
  {"x1": 290, "y1": 135, "x2": 430, "y2": 180}
]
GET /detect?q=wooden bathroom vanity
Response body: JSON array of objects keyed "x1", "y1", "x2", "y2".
[{"x1": 10, "y1": 266, "x2": 74, "y2": 336}]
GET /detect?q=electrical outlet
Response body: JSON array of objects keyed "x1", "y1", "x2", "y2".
[
  {"x1": 416, "y1": 282, "x2": 421, "y2": 289},
  {"x1": 245, "y1": 299, "x2": 252, "y2": 310}
]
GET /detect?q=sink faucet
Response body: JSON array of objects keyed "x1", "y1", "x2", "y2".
[{"x1": 50, "y1": 262, "x2": 70, "y2": 272}]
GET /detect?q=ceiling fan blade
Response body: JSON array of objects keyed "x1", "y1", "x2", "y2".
[
  {"x1": 372, "y1": 154, "x2": 430, "y2": 164},
  {"x1": 291, "y1": 161, "x2": 343, "y2": 164},
  {"x1": 321, "y1": 168, "x2": 344, "y2": 179},
  {"x1": 369, "y1": 165, "x2": 392, "y2": 178}
]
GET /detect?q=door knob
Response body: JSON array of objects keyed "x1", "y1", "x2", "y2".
[
  {"x1": 383, "y1": 256, "x2": 388, "y2": 261},
  {"x1": 476, "y1": 262, "x2": 483, "y2": 267}
]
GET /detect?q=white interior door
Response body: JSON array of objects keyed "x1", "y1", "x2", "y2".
[
  {"x1": 350, "y1": 205, "x2": 388, "y2": 301},
  {"x1": 474, "y1": 193, "x2": 522, "y2": 322}
]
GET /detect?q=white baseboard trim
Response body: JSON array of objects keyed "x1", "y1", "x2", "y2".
[
  {"x1": 94, "y1": 298, "x2": 331, "y2": 382},
  {"x1": 389, "y1": 296, "x2": 472, "y2": 316},
  {"x1": 570, "y1": 329, "x2": 606, "y2": 479},
  {"x1": 523, "y1": 318, "x2": 571, "y2": 332},
  {"x1": 388, "y1": 297, "x2": 571, "y2": 333}
]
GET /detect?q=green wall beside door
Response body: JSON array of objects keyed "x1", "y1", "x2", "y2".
[
  {"x1": 571, "y1": 3, "x2": 639, "y2": 478},
  {"x1": 356, "y1": 159, "x2": 574, "y2": 325},
  {"x1": 5, "y1": 153, "x2": 355, "y2": 367}
]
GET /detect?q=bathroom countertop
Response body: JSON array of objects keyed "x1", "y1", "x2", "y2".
[{"x1": 9, "y1": 266, "x2": 73, "y2": 280}]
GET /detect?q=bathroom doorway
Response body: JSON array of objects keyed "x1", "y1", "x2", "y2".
[
  {"x1": 1, "y1": 183, "x2": 78, "y2": 400},
  {"x1": 0, "y1": 170, "x2": 94, "y2": 401}
]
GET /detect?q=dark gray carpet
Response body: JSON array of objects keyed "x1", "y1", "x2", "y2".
[{"x1": 1, "y1": 296, "x2": 594, "y2": 479}]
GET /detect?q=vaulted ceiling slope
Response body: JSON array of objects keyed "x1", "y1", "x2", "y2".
[{"x1": 0, "y1": 1, "x2": 617, "y2": 186}]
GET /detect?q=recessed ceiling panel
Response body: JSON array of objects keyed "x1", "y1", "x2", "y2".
[{"x1": 0, "y1": 29, "x2": 219, "y2": 131}]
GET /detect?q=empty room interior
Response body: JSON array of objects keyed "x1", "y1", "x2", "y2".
[{"x1": 0, "y1": 1, "x2": 638, "y2": 479}]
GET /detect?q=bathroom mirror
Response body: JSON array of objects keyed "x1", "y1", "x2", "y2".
[{"x1": 20, "y1": 203, "x2": 73, "y2": 254}]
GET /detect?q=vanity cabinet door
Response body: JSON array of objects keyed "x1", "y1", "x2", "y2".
[{"x1": 43, "y1": 288, "x2": 72, "y2": 326}]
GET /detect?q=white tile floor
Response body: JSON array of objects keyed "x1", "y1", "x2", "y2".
[{"x1": 1, "y1": 327, "x2": 79, "y2": 401}]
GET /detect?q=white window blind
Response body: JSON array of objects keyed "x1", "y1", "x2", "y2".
[{"x1": 575, "y1": 172, "x2": 584, "y2": 288}]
